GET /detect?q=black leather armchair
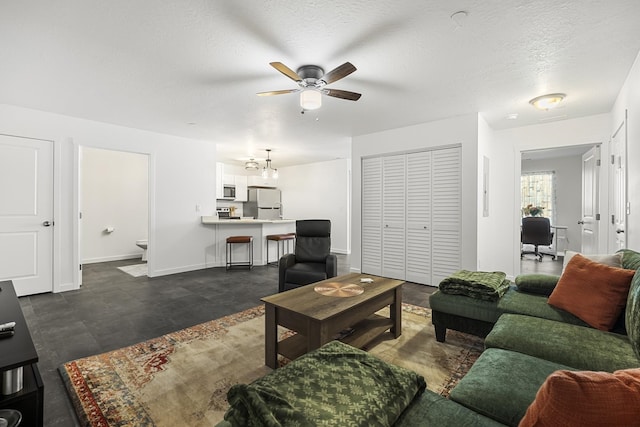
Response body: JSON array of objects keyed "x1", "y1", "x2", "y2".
[
  {"x1": 278, "y1": 220, "x2": 338, "y2": 292},
  {"x1": 521, "y1": 216, "x2": 555, "y2": 262}
]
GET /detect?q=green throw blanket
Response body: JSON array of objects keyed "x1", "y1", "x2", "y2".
[
  {"x1": 439, "y1": 270, "x2": 510, "y2": 301},
  {"x1": 224, "y1": 341, "x2": 426, "y2": 427}
]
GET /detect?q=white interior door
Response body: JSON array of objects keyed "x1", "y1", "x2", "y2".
[
  {"x1": 381, "y1": 155, "x2": 406, "y2": 280},
  {"x1": 431, "y1": 147, "x2": 462, "y2": 285},
  {"x1": 361, "y1": 157, "x2": 382, "y2": 276},
  {"x1": 0, "y1": 134, "x2": 54, "y2": 296},
  {"x1": 580, "y1": 146, "x2": 600, "y2": 253},
  {"x1": 610, "y1": 118, "x2": 627, "y2": 251},
  {"x1": 406, "y1": 151, "x2": 432, "y2": 284}
]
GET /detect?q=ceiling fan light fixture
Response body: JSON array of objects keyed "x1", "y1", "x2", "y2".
[
  {"x1": 529, "y1": 93, "x2": 566, "y2": 111},
  {"x1": 300, "y1": 89, "x2": 322, "y2": 110}
]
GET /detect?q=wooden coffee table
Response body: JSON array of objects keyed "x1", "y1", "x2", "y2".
[{"x1": 261, "y1": 273, "x2": 404, "y2": 368}]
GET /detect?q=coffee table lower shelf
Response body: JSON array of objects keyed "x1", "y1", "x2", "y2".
[{"x1": 277, "y1": 314, "x2": 393, "y2": 361}]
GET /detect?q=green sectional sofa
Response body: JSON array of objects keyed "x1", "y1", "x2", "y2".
[
  {"x1": 427, "y1": 248, "x2": 640, "y2": 425},
  {"x1": 219, "y1": 249, "x2": 640, "y2": 426}
]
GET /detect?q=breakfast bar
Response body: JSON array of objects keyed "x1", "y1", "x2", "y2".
[{"x1": 201, "y1": 217, "x2": 296, "y2": 267}]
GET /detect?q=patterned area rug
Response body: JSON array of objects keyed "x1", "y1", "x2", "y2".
[{"x1": 60, "y1": 304, "x2": 482, "y2": 426}]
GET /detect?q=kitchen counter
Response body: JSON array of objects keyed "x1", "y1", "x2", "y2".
[
  {"x1": 201, "y1": 216, "x2": 295, "y2": 224},
  {"x1": 201, "y1": 217, "x2": 296, "y2": 267}
]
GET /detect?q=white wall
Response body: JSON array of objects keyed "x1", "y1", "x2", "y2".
[
  {"x1": 612, "y1": 50, "x2": 640, "y2": 251},
  {"x1": 351, "y1": 114, "x2": 479, "y2": 275},
  {"x1": 81, "y1": 147, "x2": 149, "y2": 263},
  {"x1": 483, "y1": 114, "x2": 611, "y2": 278},
  {"x1": 0, "y1": 104, "x2": 217, "y2": 292},
  {"x1": 278, "y1": 159, "x2": 350, "y2": 254},
  {"x1": 477, "y1": 115, "x2": 495, "y2": 271},
  {"x1": 521, "y1": 156, "x2": 583, "y2": 252}
]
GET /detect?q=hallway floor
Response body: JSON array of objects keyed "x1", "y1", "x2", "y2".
[
  {"x1": 520, "y1": 254, "x2": 564, "y2": 275},
  {"x1": 18, "y1": 255, "x2": 434, "y2": 426}
]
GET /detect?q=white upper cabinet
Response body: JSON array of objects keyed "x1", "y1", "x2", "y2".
[
  {"x1": 223, "y1": 174, "x2": 235, "y2": 185},
  {"x1": 216, "y1": 162, "x2": 224, "y2": 199},
  {"x1": 235, "y1": 175, "x2": 248, "y2": 202},
  {"x1": 248, "y1": 175, "x2": 278, "y2": 188}
]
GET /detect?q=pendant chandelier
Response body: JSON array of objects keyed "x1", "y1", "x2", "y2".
[{"x1": 261, "y1": 149, "x2": 278, "y2": 179}]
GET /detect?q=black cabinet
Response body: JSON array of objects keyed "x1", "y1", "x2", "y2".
[
  {"x1": 0, "y1": 364, "x2": 43, "y2": 427},
  {"x1": 0, "y1": 281, "x2": 44, "y2": 427}
]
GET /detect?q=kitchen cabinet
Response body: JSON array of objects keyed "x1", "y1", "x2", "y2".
[
  {"x1": 361, "y1": 147, "x2": 461, "y2": 286},
  {"x1": 216, "y1": 162, "x2": 248, "y2": 201},
  {"x1": 216, "y1": 162, "x2": 224, "y2": 199},
  {"x1": 235, "y1": 175, "x2": 248, "y2": 202},
  {"x1": 248, "y1": 175, "x2": 277, "y2": 188}
]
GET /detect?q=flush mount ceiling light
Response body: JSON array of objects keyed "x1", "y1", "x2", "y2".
[
  {"x1": 244, "y1": 158, "x2": 259, "y2": 170},
  {"x1": 300, "y1": 89, "x2": 322, "y2": 110},
  {"x1": 450, "y1": 10, "x2": 468, "y2": 28},
  {"x1": 529, "y1": 93, "x2": 566, "y2": 111},
  {"x1": 261, "y1": 149, "x2": 278, "y2": 179}
]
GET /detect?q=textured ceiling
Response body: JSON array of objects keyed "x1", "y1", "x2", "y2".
[{"x1": 1, "y1": 1, "x2": 639, "y2": 167}]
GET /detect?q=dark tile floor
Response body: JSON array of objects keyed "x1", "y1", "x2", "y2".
[
  {"x1": 18, "y1": 255, "x2": 434, "y2": 426},
  {"x1": 520, "y1": 254, "x2": 563, "y2": 275}
]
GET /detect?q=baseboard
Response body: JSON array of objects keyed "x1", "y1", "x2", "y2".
[
  {"x1": 331, "y1": 248, "x2": 350, "y2": 255},
  {"x1": 349, "y1": 267, "x2": 361, "y2": 273},
  {"x1": 55, "y1": 281, "x2": 79, "y2": 293},
  {"x1": 82, "y1": 254, "x2": 142, "y2": 264},
  {"x1": 150, "y1": 263, "x2": 208, "y2": 278}
]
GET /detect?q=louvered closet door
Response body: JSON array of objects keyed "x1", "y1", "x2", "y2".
[
  {"x1": 431, "y1": 147, "x2": 462, "y2": 285},
  {"x1": 382, "y1": 155, "x2": 406, "y2": 279},
  {"x1": 361, "y1": 157, "x2": 382, "y2": 275},
  {"x1": 406, "y1": 151, "x2": 432, "y2": 284}
]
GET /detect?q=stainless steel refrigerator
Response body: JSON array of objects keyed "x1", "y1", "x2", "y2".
[{"x1": 244, "y1": 188, "x2": 281, "y2": 220}]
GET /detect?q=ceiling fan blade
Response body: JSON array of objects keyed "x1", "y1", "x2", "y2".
[
  {"x1": 324, "y1": 89, "x2": 362, "y2": 101},
  {"x1": 256, "y1": 89, "x2": 300, "y2": 96},
  {"x1": 270, "y1": 62, "x2": 302, "y2": 82},
  {"x1": 320, "y1": 62, "x2": 357, "y2": 85}
]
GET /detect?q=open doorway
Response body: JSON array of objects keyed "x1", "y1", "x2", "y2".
[
  {"x1": 519, "y1": 144, "x2": 599, "y2": 273},
  {"x1": 78, "y1": 147, "x2": 150, "y2": 284}
]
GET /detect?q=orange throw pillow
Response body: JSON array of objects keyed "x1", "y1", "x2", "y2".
[
  {"x1": 548, "y1": 253, "x2": 635, "y2": 330},
  {"x1": 519, "y1": 369, "x2": 640, "y2": 427}
]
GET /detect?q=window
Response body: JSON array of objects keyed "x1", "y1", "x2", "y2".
[{"x1": 521, "y1": 171, "x2": 556, "y2": 224}]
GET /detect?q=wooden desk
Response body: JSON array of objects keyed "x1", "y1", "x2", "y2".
[
  {"x1": 262, "y1": 273, "x2": 404, "y2": 369},
  {"x1": 0, "y1": 281, "x2": 43, "y2": 427}
]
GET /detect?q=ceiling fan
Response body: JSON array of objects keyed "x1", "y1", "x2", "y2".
[{"x1": 257, "y1": 62, "x2": 361, "y2": 110}]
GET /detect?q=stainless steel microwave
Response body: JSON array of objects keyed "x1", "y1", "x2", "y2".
[{"x1": 223, "y1": 184, "x2": 236, "y2": 199}]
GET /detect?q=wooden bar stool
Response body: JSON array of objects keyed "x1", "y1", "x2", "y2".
[
  {"x1": 226, "y1": 236, "x2": 253, "y2": 270},
  {"x1": 266, "y1": 233, "x2": 295, "y2": 266}
]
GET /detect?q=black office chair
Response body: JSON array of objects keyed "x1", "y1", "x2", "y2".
[
  {"x1": 521, "y1": 217, "x2": 555, "y2": 262},
  {"x1": 278, "y1": 220, "x2": 338, "y2": 292}
]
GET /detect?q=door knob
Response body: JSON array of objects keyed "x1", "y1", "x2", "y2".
[
  {"x1": 616, "y1": 229, "x2": 625, "y2": 234},
  {"x1": 43, "y1": 221, "x2": 53, "y2": 227},
  {"x1": 577, "y1": 220, "x2": 584, "y2": 225}
]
